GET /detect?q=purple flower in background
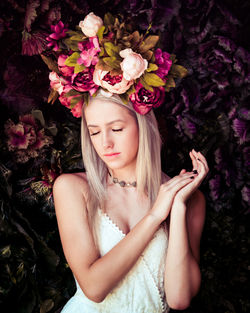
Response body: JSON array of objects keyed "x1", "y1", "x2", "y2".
[
  {"x1": 46, "y1": 21, "x2": 68, "y2": 51},
  {"x1": 176, "y1": 114, "x2": 197, "y2": 139},
  {"x1": 4, "y1": 115, "x2": 53, "y2": 163},
  {"x1": 232, "y1": 118, "x2": 248, "y2": 144},
  {"x1": 209, "y1": 174, "x2": 221, "y2": 201},
  {"x1": 129, "y1": 82, "x2": 165, "y2": 115},
  {"x1": 243, "y1": 147, "x2": 250, "y2": 168},
  {"x1": 241, "y1": 185, "x2": 250, "y2": 206},
  {"x1": 154, "y1": 48, "x2": 172, "y2": 79}
]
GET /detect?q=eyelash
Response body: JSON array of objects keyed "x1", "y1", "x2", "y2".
[{"x1": 90, "y1": 129, "x2": 123, "y2": 136}]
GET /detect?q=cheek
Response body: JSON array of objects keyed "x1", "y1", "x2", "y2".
[
  {"x1": 126, "y1": 126, "x2": 139, "y2": 153},
  {"x1": 90, "y1": 137, "x2": 101, "y2": 154}
]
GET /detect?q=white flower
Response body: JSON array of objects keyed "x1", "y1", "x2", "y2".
[{"x1": 79, "y1": 12, "x2": 103, "y2": 37}]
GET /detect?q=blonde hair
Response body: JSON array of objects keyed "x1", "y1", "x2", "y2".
[{"x1": 81, "y1": 92, "x2": 163, "y2": 230}]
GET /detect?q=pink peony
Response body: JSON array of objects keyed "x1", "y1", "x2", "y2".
[
  {"x1": 58, "y1": 55, "x2": 74, "y2": 76},
  {"x1": 49, "y1": 72, "x2": 69, "y2": 95},
  {"x1": 70, "y1": 66, "x2": 98, "y2": 95},
  {"x1": 71, "y1": 101, "x2": 84, "y2": 118},
  {"x1": 77, "y1": 36, "x2": 100, "y2": 67},
  {"x1": 93, "y1": 69, "x2": 133, "y2": 94},
  {"x1": 120, "y1": 49, "x2": 148, "y2": 80},
  {"x1": 4, "y1": 115, "x2": 53, "y2": 163},
  {"x1": 79, "y1": 12, "x2": 103, "y2": 37},
  {"x1": 59, "y1": 86, "x2": 84, "y2": 118},
  {"x1": 129, "y1": 82, "x2": 165, "y2": 115}
]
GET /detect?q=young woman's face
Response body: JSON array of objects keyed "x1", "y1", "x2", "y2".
[{"x1": 84, "y1": 98, "x2": 139, "y2": 173}]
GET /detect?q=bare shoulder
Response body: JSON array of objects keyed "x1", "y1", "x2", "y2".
[{"x1": 53, "y1": 172, "x2": 90, "y2": 203}]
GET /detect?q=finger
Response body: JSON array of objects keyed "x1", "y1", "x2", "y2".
[
  {"x1": 167, "y1": 176, "x2": 196, "y2": 195},
  {"x1": 163, "y1": 172, "x2": 198, "y2": 190},
  {"x1": 197, "y1": 151, "x2": 209, "y2": 172},
  {"x1": 190, "y1": 150, "x2": 198, "y2": 172},
  {"x1": 179, "y1": 169, "x2": 186, "y2": 174}
]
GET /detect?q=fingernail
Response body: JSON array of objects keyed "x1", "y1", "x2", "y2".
[
  {"x1": 198, "y1": 158, "x2": 201, "y2": 161},
  {"x1": 190, "y1": 176, "x2": 194, "y2": 179},
  {"x1": 193, "y1": 170, "x2": 198, "y2": 174}
]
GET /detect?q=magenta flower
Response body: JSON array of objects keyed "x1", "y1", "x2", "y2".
[
  {"x1": 59, "y1": 86, "x2": 84, "y2": 118},
  {"x1": 58, "y1": 55, "x2": 74, "y2": 76},
  {"x1": 154, "y1": 48, "x2": 172, "y2": 79},
  {"x1": 46, "y1": 21, "x2": 68, "y2": 51},
  {"x1": 77, "y1": 37, "x2": 100, "y2": 67},
  {"x1": 4, "y1": 115, "x2": 53, "y2": 163},
  {"x1": 129, "y1": 82, "x2": 165, "y2": 115},
  {"x1": 70, "y1": 66, "x2": 98, "y2": 95}
]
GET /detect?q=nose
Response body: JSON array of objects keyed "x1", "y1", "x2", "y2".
[{"x1": 102, "y1": 131, "x2": 114, "y2": 149}]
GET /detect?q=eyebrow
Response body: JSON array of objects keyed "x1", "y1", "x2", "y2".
[{"x1": 87, "y1": 119, "x2": 125, "y2": 128}]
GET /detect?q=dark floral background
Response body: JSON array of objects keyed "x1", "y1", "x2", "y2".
[{"x1": 0, "y1": 1, "x2": 249, "y2": 312}]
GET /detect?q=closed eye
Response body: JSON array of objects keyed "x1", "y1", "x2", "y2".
[
  {"x1": 90, "y1": 131, "x2": 100, "y2": 136},
  {"x1": 112, "y1": 129, "x2": 123, "y2": 132}
]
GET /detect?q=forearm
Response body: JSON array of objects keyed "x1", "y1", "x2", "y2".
[
  {"x1": 80, "y1": 212, "x2": 161, "y2": 302},
  {"x1": 164, "y1": 202, "x2": 201, "y2": 309}
]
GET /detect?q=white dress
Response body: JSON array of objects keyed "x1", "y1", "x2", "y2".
[{"x1": 61, "y1": 208, "x2": 170, "y2": 313}]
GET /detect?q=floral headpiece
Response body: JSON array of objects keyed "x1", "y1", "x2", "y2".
[{"x1": 44, "y1": 12, "x2": 187, "y2": 117}]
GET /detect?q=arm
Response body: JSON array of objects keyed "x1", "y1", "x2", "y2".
[
  {"x1": 164, "y1": 150, "x2": 208, "y2": 310},
  {"x1": 53, "y1": 171, "x2": 195, "y2": 303},
  {"x1": 53, "y1": 173, "x2": 161, "y2": 303}
]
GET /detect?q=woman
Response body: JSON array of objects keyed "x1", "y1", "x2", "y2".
[{"x1": 52, "y1": 91, "x2": 209, "y2": 313}]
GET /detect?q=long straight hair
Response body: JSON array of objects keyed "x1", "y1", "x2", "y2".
[{"x1": 81, "y1": 92, "x2": 163, "y2": 233}]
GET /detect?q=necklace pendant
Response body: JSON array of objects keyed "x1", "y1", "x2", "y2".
[{"x1": 119, "y1": 181, "x2": 126, "y2": 187}]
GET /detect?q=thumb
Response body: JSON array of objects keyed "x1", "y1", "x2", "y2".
[{"x1": 179, "y1": 169, "x2": 186, "y2": 174}]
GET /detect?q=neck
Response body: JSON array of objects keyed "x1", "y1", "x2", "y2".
[
  {"x1": 107, "y1": 168, "x2": 137, "y2": 187},
  {"x1": 108, "y1": 168, "x2": 136, "y2": 182}
]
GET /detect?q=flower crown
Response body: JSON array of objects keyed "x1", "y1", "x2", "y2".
[{"x1": 43, "y1": 12, "x2": 187, "y2": 118}]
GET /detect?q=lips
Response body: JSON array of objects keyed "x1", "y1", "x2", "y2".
[{"x1": 104, "y1": 152, "x2": 121, "y2": 156}]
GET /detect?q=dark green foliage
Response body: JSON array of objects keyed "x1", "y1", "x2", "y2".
[{"x1": 0, "y1": 0, "x2": 249, "y2": 312}]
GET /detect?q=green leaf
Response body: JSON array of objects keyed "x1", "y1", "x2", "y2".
[
  {"x1": 70, "y1": 96, "x2": 82, "y2": 108},
  {"x1": 40, "y1": 299, "x2": 54, "y2": 313},
  {"x1": 48, "y1": 89, "x2": 59, "y2": 104},
  {"x1": 97, "y1": 25, "x2": 105, "y2": 41},
  {"x1": 103, "y1": 56, "x2": 120, "y2": 69},
  {"x1": 47, "y1": 125, "x2": 58, "y2": 136},
  {"x1": 70, "y1": 34, "x2": 84, "y2": 41},
  {"x1": 140, "y1": 77, "x2": 154, "y2": 91},
  {"x1": 99, "y1": 47, "x2": 105, "y2": 57},
  {"x1": 64, "y1": 52, "x2": 80, "y2": 67},
  {"x1": 104, "y1": 12, "x2": 115, "y2": 26},
  {"x1": 170, "y1": 64, "x2": 188, "y2": 78},
  {"x1": 119, "y1": 93, "x2": 129, "y2": 104},
  {"x1": 74, "y1": 63, "x2": 86, "y2": 74},
  {"x1": 65, "y1": 89, "x2": 82, "y2": 97},
  {"x1": 146, "y1": 63, "x2": 158, "y2": 72},
  {"x1": 31, "y1": 110, "x2": 45, "y2": 127},
  {"x1": 104, "y1": 42, "x2": 120, "y2": 57},
  {"x1": 40, "y1": 55, "x2": 60, "y2": 74},
  {"x1": 139, "y1": 35, "x2": 159, "y2": 53},
  {"x1": 165, "y1": 76, "x2": 176, "y2": 92},
  {"x1": 63, "y1": 38, "x2": 80, "y2": 51},
  {"x1": 143, "y1": 72, "x2": 165, "y2": 87},
  {"x1": 127, "y1": 85, "x2": 136, "y2": 95}
]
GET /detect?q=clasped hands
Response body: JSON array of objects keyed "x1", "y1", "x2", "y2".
[{"x1": 150, "y1": 149, "x2": 209, "y2": 222}]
